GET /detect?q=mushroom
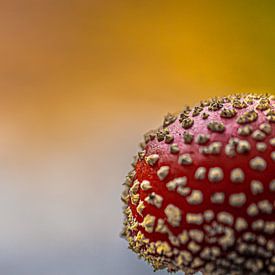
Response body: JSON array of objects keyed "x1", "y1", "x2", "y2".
[{"x1": 121, "y1": 94, "x2": 275, "y2": 275}]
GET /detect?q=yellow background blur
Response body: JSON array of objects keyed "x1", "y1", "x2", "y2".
[{"x1": 0, "y1": 1, "x2": 274, "y2": 274}]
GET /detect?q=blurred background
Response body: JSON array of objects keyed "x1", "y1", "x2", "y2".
[{"x1": 0, "y1": 1, "x2": 274, "y2": 274}]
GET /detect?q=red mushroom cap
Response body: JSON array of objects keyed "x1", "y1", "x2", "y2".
[{"x1": 121, "y1": 94, "x2": 275, "y2": 275}]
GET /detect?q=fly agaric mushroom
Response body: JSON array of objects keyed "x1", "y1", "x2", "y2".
[{"x1": 121, "y1": 94, "x2": 275, "y2": 275}]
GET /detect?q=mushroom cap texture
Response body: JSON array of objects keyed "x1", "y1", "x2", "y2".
[{"x1": 121, "y1": 94, "x2": 275, "y2": 275}]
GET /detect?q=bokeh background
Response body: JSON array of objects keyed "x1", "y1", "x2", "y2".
[{"x1": 0, "y1": 1, "x2": 274, "y2": 274}]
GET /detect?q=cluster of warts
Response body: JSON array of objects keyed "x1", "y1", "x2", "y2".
[{"x1": 121, "y1": 94, "x2": 275, "y2": 275}]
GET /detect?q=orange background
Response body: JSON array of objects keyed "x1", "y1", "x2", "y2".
[{"x1": 0, "y1": 1, "x2": 274, "y2": 274}]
